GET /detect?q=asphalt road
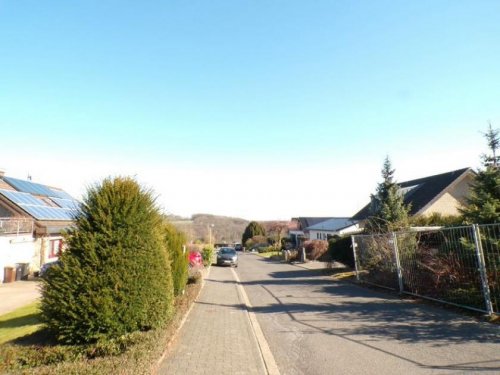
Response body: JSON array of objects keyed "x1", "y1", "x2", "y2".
[{"x1": 236, "y1": 253, "x2": 500, "y2": 375}]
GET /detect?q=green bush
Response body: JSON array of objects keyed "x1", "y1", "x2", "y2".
[
  {"x1": 328, "y1": 236, "x2": 355, "y2": 268},
  {"x1": 201, "y1": 246, "x2": 214, "y2": 266},
  {"x1": 162, "y1": 222, "x2": 188, "y2": 296},
  {"x1": 257, "y1": 246, "x2": 274, "y2": 253},
  {"x1": 40, "y1": 177, "x2": 174, "y2": 345},
  {"x1": 410, "y1": 213, "x2": 464, "y2": 227}
]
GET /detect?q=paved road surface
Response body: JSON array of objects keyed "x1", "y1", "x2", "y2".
[{"x1": 237, "y1": 253, "x2": 500, "y2": 375}]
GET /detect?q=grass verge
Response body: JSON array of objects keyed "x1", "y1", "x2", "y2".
[
  {"x1": 0, "y1": 303, "x2": 43, "y2": 345},
  {"x1": 0, "y1": 277, "x2": 202, "y2": 375},
  {"x1": 256, "y1": 252, "x2": 281, "y2": 259}
]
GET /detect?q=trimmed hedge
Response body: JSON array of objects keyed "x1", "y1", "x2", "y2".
[
  {"x1": 40, "y1": 177, "x2": 174, "y2": 345},
  {"x1": 163, "y1": 222, "x2": 188, "y2": 296}
]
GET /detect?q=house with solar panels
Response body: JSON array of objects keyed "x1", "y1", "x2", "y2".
[{"x1": 0, "y1": 170, "x2": 80, "y2": 282}]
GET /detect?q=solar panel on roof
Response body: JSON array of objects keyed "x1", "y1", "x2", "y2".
[
  {"x1": 49, "y1": 189, "x2": 75, "y2": 200},
  {"x1": 0, "y1": 189, "x2": 47, "y2": 206},
  {"x1": 50, "y1": 197, "x2": 81, "y2": 210},
  {"x1": 3, "y1": 176, "x2": 75, "y2": 200},
  {"x1": 0, "y1": 189, "x2": 78, "y2": 221}
]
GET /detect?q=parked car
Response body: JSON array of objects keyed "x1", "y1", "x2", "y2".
[
  {"x1": 40, "y1": 260, "x2": 61, "y2": 277},
  {"x1": 216, "y1": 247, "x2": 238, "y2": 267},
  {"x1": 188, "y1": 250, "x2": 203, "y2": 269}
]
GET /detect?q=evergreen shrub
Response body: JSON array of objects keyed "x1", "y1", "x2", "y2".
[
  {"x1": 41, "y1": 177, "x2": 174, "y2": 344},
  {"x1": 241, "y1": 221, "x2": 266, "y2": 246},
  {"x1": 201, "y1": 246, "x2": 214, "y2": 266},
  {"x1": 162, "y1": 222, "x2": 188, "y2": 296}
]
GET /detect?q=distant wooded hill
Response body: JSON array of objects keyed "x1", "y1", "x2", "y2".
[{"x1": 167, "y1": 214, "x2": 249, "y2": 244}]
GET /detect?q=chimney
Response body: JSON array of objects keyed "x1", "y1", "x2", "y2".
[{"x1": 0, "y1": 169, "x2": 5, "y2": 178}]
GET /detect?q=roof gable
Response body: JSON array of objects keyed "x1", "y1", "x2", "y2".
[{"x1": 352, "y1": 167, "x2": 472, "y2": 220}]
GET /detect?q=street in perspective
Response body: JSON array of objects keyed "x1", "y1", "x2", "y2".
[
  {"x1": 160, "y1": 253, "x2": 500, "y2": 374},
  {"x1": 2, "y1": 2, "x2": 500, "y2": 374}
]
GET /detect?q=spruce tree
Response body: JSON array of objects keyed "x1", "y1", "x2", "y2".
[
  {"x1": 241, "y1": 221, "x2": 266, "y2": 247},
  {"x1": 461, "y1": 123, "x2": 500, "y2": 224},
  {"x1": 365, "y1": 157, "x2": 411, "y2": 233},
  {"x1": 41, "y1": 177, "x2": 174, "y2": 344}
]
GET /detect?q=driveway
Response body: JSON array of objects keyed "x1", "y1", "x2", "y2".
[{"x1": 0, "y1": 280, "x2": 41, "y2": 315}]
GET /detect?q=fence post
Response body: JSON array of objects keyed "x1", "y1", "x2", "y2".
[
  {"x1": 351, "y1": 235, "x2": 360, "y2": 282},
  {"x1": 391, "y1": 232, "x2": 404, "y2": 294},
  {"x1": 472, "y1": 224, "x2": 494, "y2": 315}
]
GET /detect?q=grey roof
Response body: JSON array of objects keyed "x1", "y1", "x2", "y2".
[
  {"x1": 352, "y1": 167, "x2": 472, "y2": 220},
  {"x1": 305, "y1": 217, "x2": 358, "y2": 232}
]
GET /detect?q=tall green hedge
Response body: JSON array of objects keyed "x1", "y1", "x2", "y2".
[
  {"x1": 162, "y1": 222, "x2": 188, "y2": 296},
  {"x1": 40, "y1": 177, "x2": 174, "y2": 344}
]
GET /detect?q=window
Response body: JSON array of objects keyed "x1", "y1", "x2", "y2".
[{"x1": 49, "y1": 239, "x2": 62, "y2": 258}]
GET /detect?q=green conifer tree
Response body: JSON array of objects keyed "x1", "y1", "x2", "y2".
[
  {"x1": 365, "y1": 157, "x2": 411, "y2": 233},
  {"x1": 461, "y1": 123, "x2": 500, "y2": 224},
  {"x1": 41, "y1": 177, "x2": 174, "y2": 344},
  {"x1": 241, "y1": 221, "x2": 266, "y2": 247}
]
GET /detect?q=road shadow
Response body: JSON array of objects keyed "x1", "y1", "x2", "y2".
[
  {"x1": 249, "y1": 281, "x2": 500, "y2": 371},
  {"x1": 212, "y1": 258, "x2": 500, "y2": 345}
]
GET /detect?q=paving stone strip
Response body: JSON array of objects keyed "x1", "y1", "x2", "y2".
[{"x1": 157, "y1": 266, "x2": 267, "y2": 375}]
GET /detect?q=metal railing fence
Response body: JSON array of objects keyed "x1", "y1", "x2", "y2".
[
  {"x1": 0, "y1": 218, "x2": 34, "y2": 235},
  {"x1": 351, "y1": 233, "x2": 399, "y2": 290},
  {"x1": 477, "y1": 224, "x2": 500, "y2": 314},
  {"x1": 352, "y1": 224, "x2": 500, "y2": 315}
]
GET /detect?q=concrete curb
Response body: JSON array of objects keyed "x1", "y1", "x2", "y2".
[
  {"x1": 154, "y1": 265, "x2": 211, "y2": 372},
  {"x1": 231, "y1": 267, "x2": 280, "y2": 375}
]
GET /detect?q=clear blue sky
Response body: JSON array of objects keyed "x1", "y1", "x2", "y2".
[{"x1": 1, "y1": 1, "x2": 499, "y2": 219}]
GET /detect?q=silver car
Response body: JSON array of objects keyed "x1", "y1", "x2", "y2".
[{"x1": 216, "y1": 247, "x2": 238, "y2": 267}]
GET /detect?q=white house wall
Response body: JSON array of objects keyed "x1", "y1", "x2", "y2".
[
  {"x1": 338, "y1": 224, "x2": 361, "y2": 236},
  {"x1": 309, "y1": 230, "x2": 329, "y2": 240},
  {"x1": 0, "y1": 234, "x2": 36, "y2": 282}
]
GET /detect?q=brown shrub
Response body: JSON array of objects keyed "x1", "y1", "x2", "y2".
[{"x1": 304, "y1": 240, "x2": 329, "y2": 260}]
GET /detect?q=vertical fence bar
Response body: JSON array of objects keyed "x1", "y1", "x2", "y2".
[
  {"x1": 472, "y1": 224, "x2": 494, "y2": 315},
  {"x1": 392, "y1": 232, "x2": 404, "y2": 294},
  {"x1": 351, "y1": 235, "x2": 360, "y2": 282}
]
